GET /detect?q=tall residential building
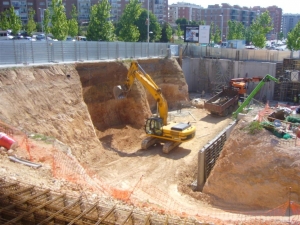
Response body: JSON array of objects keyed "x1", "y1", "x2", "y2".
[
  {"x1": 252, "y1": 5, "x2": 282, "y2": 39},
  {"x1": 168, "y1": 2, "x2": 203, "y2": 25},
  {"x1": 282, "y1": 14, "x2": 300, "y2": 38},
  {"x1": 0, "y1": 0, "x2": 169, "y2": 26},
  {"x1": 199, "y1": 4, "x2": 258, "y2": 42},
  {"x1": 167, "y1": 3, "x2": 283, "y2": 42}
]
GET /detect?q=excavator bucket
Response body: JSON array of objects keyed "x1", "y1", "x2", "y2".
[{"x1": 113, "y1": 85, "x2": 126, "y2": 99}]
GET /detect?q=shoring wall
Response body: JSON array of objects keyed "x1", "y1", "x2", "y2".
[
  {"x1": 183, "y1": 58, "x2": 277, "y2": 101},
  {"x1": 197, "y1": 121, "x2": 237, "y2": 191}
]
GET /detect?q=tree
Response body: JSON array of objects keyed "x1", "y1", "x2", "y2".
[
  {"x1": 68, "y1": 4, "x2": 78, "y2": 38},
  {"x1": 227, "y1": 20, "x2": 245, "y2": 40},
  {"x1": 136, "y1": 9, "x2": 161, "y2": 42},
  {"x1": 0, "y1": 11, "x2": 10, "y2": 30},
  {"x1": 160, "y1": 22, "x2": 172, "y2": 42},
  {"x1": 176, "y1": 24, "x2": 183, "y2": 39},
  {"x1": 286, "y1": 21, "x2": 300, "y2": 51},
  {"x1": 43, "y1": 9, "x2": 51, "y2": 36},
  {"x1": 86, "y1": 0, "x2": 114, "y2": 41},
  {"x1": 7, "y1": 6, "x2": 22, "y2": 35},
  {"x1": 250, "y1": 11, "x2": 273, "y2": 48},
  {"x1": 50, "y1": 0, "x2": 68, "y2": 40},
  {"x1": 117, "y1": 0, "x2": 142, "y2": 42},
  {"x1": 25, "y1": 8, "x2": 36, "y2": 36},
  {"x1": 279, "y1": 32, "x2": 284, "y2": 40}
]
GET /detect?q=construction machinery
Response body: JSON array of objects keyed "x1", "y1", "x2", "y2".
[
  {"x1": 204, "y1": 87, "x2": 239, "y2": 116},
  {"x1": 229, "y1": 77, "x2": 264, "y2": 100},
  {"x1": 232, "y1": 74, "x2": 279, "y2": 119},
  {"x1": 113, "y1": 61, "x2": 196, "y2": 153}
]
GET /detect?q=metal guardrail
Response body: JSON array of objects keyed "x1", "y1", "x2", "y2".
[{"x1": 0, "y1": 40, "x2": 171, "y2": 66}]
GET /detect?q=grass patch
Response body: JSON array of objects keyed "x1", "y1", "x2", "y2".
[
  {"x1": 244, "y1": 121, "x2": 263, "y2": 135},
  {"x1": 29, "y1": 133, "x2": 55, "y2": 144}
]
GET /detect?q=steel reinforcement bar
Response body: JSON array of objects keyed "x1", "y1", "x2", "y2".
[{"x1": 0, "y1": 178, "x2": 209, "y2": 225}]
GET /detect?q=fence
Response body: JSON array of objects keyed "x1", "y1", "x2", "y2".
[
  {"x1": 1, "y1": 40, "x2": 300, "y2": 66},
  {"x1": 0, "y1": 40, "x2": 170, "y2": 66}
]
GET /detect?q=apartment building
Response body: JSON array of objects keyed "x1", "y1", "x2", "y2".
[
  {"x1": 168, "y1": 2, "x2": 202, "y2": 25},
  {"x1": 168, "y1": 3, "x2": 282, "y2": 42},
  {"x1": 0, "y1": 0, "x2": 169, "y2": 25},
  {"x1": 282, "y1": 14, "x2": 300, "y2": 38},
  {"x1": 252, "y1": 5, "x2": 282, "y2": 39}
]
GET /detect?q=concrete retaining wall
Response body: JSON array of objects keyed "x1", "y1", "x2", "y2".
[{"x1": 183, "y1": 58, "x2": 277, "y2": 101}]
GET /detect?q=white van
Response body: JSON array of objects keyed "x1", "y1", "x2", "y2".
[{"x1": 0, "y1": 30, "x2": 14, "y2": 40}]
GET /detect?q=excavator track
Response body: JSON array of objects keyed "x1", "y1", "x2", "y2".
[
  {"x1": 162, "y1": 141, "x2": 181, "y2": 154},
  {"x1": 141, "y1": 136, "x2": 160, "y2": 149}
]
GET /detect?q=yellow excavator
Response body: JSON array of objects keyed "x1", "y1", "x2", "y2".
[{"x1": 113, "y1": 61, "x2": 196, "y2": 153}]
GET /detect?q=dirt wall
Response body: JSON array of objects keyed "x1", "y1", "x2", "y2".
[
  {"x1": 203, "y1": 118, "x2": 300, "y2": 210},
  {"x1": 76, "y1": 58, "x2": 190, "y2": 130}
]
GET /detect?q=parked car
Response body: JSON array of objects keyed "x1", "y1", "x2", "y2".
[
  {"x1": 275, "y1": 45, "x2": 287, "y2": 51},
  {"x1": 66, "y1": 37, "x2": 76, "y2": 41}
]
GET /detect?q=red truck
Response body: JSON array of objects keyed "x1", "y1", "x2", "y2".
[{"x1": 204, "y1": 87, "x2": 239, "y2": 116}]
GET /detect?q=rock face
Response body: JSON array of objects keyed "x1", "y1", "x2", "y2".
[{"x1": 203, "y1": 118, "x2": 300, "y2": 210}]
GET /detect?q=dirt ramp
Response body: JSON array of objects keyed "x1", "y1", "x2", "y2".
[{"x1": 203, "y1": 120, "x2": 300, "y2": 210}]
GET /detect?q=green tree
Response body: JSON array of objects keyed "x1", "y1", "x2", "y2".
[
  {"x1": 0, "y1": 11, "x2": 10, "y2": 30},
  {"x1": 244, "y1": 26, "x2": 254, "y2": 45},
  {"x1": 117, "y1": 0, "x2": 142, "y2": 41},
  {"x1": 86, "y1": 0, "x2": 114, "y2": 41},
  {"x1": 136, "y1": 9, "x2": 161, "y2": 42},
  {"x1": 250, "y1": 11, "x2": 273, "y2": 48},
  {"x1": 176, "y1": 24, "x2": 183, "y2": 38},
  {"x1": 286, "y1": 21, "x2": 300, "y2": 51},
  {"x1": 160, "y1": 22, "x2": 172, "y2": 42},
  {"x1": 279, "y1": 32, "x2": 284, "y2": 40},
  {"x1": 7, "y1": 6, "x2": 22, "y2": 35},
  {"x1": 25, "y1": 8, "x2": 36, "y2": 36},
  {"x1": 50, "y1": 0, "x2": 68, "y2": 40},
  {"x1": 68, "y1": 4, "x2": 78, "y2": 37},
  {"x1": 213, "y1": 26, "x2": 221, "y2": 44},
  {"x1": 227, "y1": 20, "x2": 245, "y2": 40},
  {"x1": 43, "y1": 9, "x2": 51, "y2": 36}
]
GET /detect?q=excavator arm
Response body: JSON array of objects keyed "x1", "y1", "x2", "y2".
[{"x1": 113, "y1": 61, "x2": 168, "y2": 125}]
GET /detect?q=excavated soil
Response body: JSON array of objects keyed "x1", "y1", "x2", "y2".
[{"x1": 0, "y1": 58, "x2": 298, "y2": 224}]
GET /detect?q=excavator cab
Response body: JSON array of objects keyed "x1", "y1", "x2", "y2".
[{"x1": 145, "y1": 117, "x2": 163, "y2": 136}]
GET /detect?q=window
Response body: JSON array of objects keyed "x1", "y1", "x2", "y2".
[{"x1": 3, "y1": 1, "x2": 9, "y2": 5}]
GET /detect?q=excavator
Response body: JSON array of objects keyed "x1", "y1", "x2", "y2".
[{"x1": 113, "y1": 61, "x2": 196, "y2": 153}]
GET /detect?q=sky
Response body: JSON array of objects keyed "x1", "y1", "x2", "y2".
[{"x1": 168, "y1": 0, "x2": 300, "y2": 14}]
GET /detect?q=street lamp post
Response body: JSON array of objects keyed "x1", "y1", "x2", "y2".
[
  {"x1": 147, "y1": 0, "x2": 150, "y2": 43},
  {"x1": 219, "y1": 13, "x2": 223, "y2": 43},
  {"x1": 39, "y1": 8, "x2": 44, "y2": 33}
]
